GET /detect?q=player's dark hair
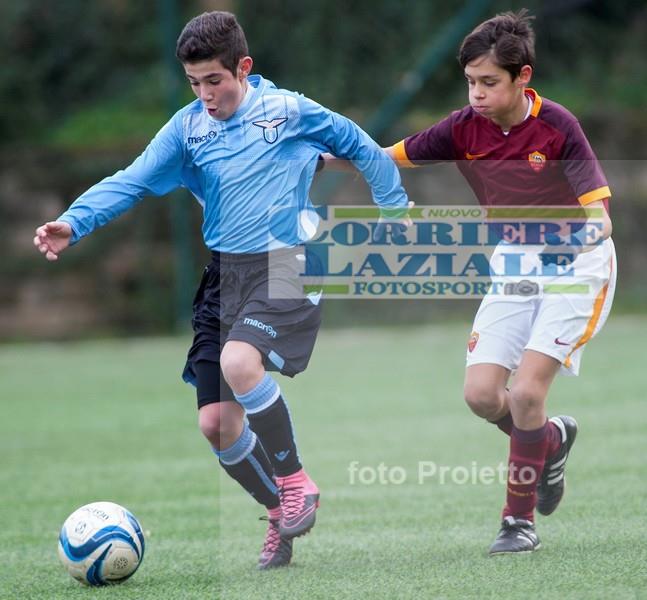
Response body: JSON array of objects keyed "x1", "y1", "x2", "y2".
[
  {"x1": 458, "y1": 9, "x2": 535, "y2": 80},
  {"x1": 176, "y1": 11, "x2": 248, "y2": 75}
]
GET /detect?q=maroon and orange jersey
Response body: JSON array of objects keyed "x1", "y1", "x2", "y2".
[{"x1": 393, "y1": 89, "x2": 610, "y2": 209}]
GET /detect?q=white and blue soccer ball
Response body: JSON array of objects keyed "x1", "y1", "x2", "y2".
[{"x1": 58, "y1": 501, "x2": 145, "y2": 586}]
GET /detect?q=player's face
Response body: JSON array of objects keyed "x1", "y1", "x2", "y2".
[
  {"x1": 184, "y1": 56, "x2": 253, "y2": 120},
  {"x1": 464, "y1": 54, "x2": 531, "y2": 128}
]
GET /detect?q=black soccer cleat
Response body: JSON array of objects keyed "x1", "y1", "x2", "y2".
[
  {"x1": 258, "y1": 517, "x2": 292, "y2": 570},
  {"x1": 537, "y1": 415, "x2": 578, "y2": 516},
  {"x1": 489, "y1": 516, "x2": 541, "y2": 555}
]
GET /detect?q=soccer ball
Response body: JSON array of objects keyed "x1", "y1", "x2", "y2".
[{"x1": 58, "y1": 501, "x2": 145, "y2": 586}]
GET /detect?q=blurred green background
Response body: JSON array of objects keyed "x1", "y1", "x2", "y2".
[{"x1": 1, "y1": 0, "x2": 646, "y2": 340}]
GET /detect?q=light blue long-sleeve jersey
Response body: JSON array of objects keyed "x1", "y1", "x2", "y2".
[{"x1": 58, "y1": 74, "x2": 408, "y2": 253}]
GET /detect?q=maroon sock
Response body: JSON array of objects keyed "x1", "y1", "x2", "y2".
[
  {"x1": 503, "y1": 422, "x2": 550, "y2": 522},
  {"x1": 491, "y1": 412, "x2": 513, "y2": 436},
  {"x1": 545, "y1": 421, "x2": 562, "y2": 458}
]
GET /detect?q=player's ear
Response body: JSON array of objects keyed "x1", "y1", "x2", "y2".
[
  {"x1": 238, "y1": 56, "x2": 253, "y2": 80},
  {"x1": 517, "y1": 65, "x2": 533, "y2": 87}
]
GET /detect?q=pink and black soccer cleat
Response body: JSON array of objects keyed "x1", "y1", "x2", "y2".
[
  {"x1": 258, "y1": 516, "x2": 292, "y2": 570},
  {"x1": 275, "y1": 469, "x2": 320, "y2": 539}
]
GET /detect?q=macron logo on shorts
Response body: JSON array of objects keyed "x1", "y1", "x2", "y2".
[{"x1": 243, "y1": 317, "x2": 278, "y2": 338}]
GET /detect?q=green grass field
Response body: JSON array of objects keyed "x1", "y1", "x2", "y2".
[{"x1": 2, "y1": 316, "x2": 646, "y2": 599}]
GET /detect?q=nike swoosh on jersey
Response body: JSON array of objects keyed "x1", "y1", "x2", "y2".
[
  {"x1": 554, "y1": 338, "x2": 570, "y2": 346},
  {"x1": 465, "y1": 152, "x2": 488, "y2": 160}
]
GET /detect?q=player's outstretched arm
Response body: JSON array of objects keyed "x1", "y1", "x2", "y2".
[
  {"x1": 319, "y1": 146, "x2": 401, "y2": 172},
  {"x1": 373, "y1": 200, "x2": 415, "y2": 243},
  {"x1": 318, "y1": 152, "x2": 356, "y2": 172},
  {"x1": 50, "y1": 113, "x2": 185, "y2": 246},
  {"x1": 586, "y1": 199, "x2": 612, "y2": 240},
  {"x1": 33, "y1": 221, "x2": 73, "y2": 262},
  {"x1": 539, "y1": 199, "x2": 612, "y2": 266}
]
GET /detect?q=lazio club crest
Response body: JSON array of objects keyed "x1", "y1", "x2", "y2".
[
  {"x1": 528, "y1": 150, "x2": 547, "y2": 172},
  {"x1": 252, "y1": 117, "x2": 288, "y2": 144}
]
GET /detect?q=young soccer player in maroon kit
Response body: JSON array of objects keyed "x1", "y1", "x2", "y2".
[
  {"x1": 325, "y1": 10, "x2": 615, "y2": 554},
  {"x1": 396, "y1": 10, "x2": 615, "y2": 554}
]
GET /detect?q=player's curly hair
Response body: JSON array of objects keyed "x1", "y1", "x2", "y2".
[
  {"x1": 176, "y1": 11, "x2": 248, "y2": 75},
  {"x1": 458, "y1": 9, "x2": 535, "y2": 79}
]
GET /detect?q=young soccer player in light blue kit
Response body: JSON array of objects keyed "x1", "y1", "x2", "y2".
[{"x1": 34, "y1": 11, "x2": 409, "y2": 570}]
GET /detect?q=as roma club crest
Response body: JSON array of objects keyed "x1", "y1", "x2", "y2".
[
  {"x1": 253, "y1": 117, "x2": 288, "y2": 144},
  {"x1": 528, "y1": 150, "x2": 547, "y2": 173},
  {"x1": 468, "y1": 331, "x2": 479, "y2": 353}
]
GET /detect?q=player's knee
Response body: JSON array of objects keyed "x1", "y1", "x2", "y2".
[
  {"x1": 463, "y1": 381, "x2": 504, "y2": 420},
  {"x1": 220, "y1": 344, "x2": 263, "y2": 392},
  {"x1": 198, "y1": 404, "x2": 242, "y2": 449},
  {"x1": 198, "y1": 406, "x2": 222, "y2": 446},
  {"x1": 509, "y1": 383, "x2": 545, "y2": 415}
]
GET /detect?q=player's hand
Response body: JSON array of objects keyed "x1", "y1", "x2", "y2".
[
  {"x1": 33, "y1": 221, "x2": 73, "y2": 261},
  {"x1": 539, "y1": 243, "x2": 582, "y2": 266},
  {"x1": 373, "y1": 201, "x2": 414, "y2": 243}
]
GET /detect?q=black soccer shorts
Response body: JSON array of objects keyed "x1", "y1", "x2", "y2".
[{"x1": 182, "y1": 247, "x2": 322, "y2": 406}]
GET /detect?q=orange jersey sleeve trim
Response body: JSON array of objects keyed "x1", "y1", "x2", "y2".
[
  {"x1": 579, "y1": 186, "x2": 611, "y2": 206},
  {"x1": 392, "y1": 140, "x2": 417, "y2": 168}
]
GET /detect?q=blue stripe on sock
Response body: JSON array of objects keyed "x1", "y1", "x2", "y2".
[
  {"x1": 234, "y1": 373, "x2": 279, "y2": 414},
  {"x1": 215, "y1": 422, "x2": 255, "y2": 465},
  {"x1": 246, "y1": 454, "x2": 278, "y2": 495}
]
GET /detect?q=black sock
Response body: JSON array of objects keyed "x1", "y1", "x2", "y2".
[
  {"x1": 247, "y1": 395, "x2": 302, "y2": 477},
  {"x1": 216, "y1": 422, "x2": 279, "y2": 509}
]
